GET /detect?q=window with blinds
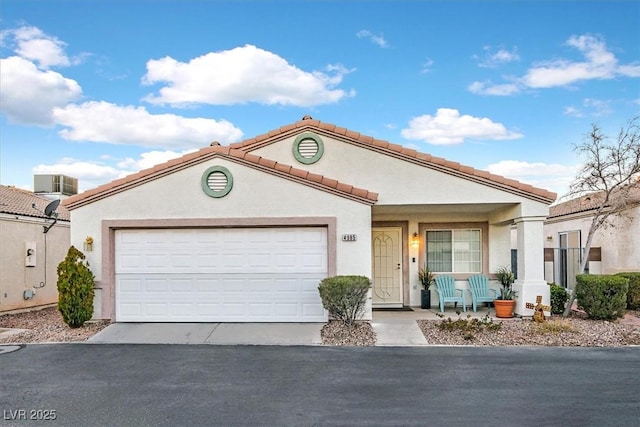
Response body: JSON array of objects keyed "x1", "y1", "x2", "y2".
[{"x1": 426, "y1": 229, "x2": 481, "y2": 273}]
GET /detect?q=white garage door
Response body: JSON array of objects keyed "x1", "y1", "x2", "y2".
[{"x1": 115, "y1": 228, "x2": 328, "y2": 322}]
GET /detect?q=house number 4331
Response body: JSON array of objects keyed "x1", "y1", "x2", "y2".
[{"x1": 341, "y1": 234, "x2": 357, "y2": 242}]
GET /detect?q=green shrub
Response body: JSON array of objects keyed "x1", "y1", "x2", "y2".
[
  {"x1": 615, "y1": 272, "x2": 640, "y2": 310},
  {"x1": 57, "y1": 246, "x2": 95, "y2": 328},
  {"x1": 549, "y1": 283, "x2": 569, "y2": 315},
  {"x1": 575, "y1": 274, "x2": 628, "y2": 320},
  {"x1": 318, "y1": 275, "x2": 370, "y2": 326}
]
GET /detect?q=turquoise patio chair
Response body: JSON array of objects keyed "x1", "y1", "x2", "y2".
[
  {"x1": 434, "y1": 275, "x2": 466, "y2": 312},
  {"x1": 467, "y1": 274, "x2": 499, "y2": 312}
]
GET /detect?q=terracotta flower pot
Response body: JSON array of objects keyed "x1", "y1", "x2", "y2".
[{"x1": 493, "y1": 299, "x2": 515, "y2": 318}]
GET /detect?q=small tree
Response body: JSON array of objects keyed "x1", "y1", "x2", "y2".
[
  {"x1": 57, "y1": 246, "x2": 95, "y2": 328},
  {"x1": 563, "y1": 116, "x2": 640, "y2": 316}
]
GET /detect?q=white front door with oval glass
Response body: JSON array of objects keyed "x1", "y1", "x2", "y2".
[{"x1": 372, "y1": 227, "x2": 403, "y2": 307}]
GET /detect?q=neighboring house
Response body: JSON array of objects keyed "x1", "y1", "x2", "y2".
[
  {"x1": 544, "y1": 181, "x2": 640, "y2": 290},
  {"x1": 0, "y1": 185, "x2": 70, "y2": 312},
  {"x1": 63, "y1": 116, "x2": 556, "y2": 322}
]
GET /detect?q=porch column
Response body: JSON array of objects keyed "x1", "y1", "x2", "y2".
[{"x1": 512, "y1": 216, "x2": 550, "y2": 316}]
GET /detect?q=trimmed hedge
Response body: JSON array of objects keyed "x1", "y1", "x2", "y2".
[
  {"x1": 318, "y1": 275, "x2": 371, "y2": 326},
  {"x1": 615, "y1": 272, "x2": 640, "y2": 310},
  {"x1": 549, "y1": 283, "x2": 569, "y2": 315},
  {"x1": 575, "y1": 274, "x2": 628, "y2": 320},
  {"x1": 57, "y1": 246, "x2": 95, "y2": 328}
]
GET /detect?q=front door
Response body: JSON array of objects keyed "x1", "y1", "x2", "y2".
[{"x1": 372, "y1": 227, "x2": 403, "y2": 307}]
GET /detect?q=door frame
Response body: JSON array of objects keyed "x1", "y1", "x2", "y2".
[{"x1": 371, "y1": 222, "x2": 409, "y2": 307}]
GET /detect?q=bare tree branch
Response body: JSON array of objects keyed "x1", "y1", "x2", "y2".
[{"x1": 563, "y1": 116, "x2": 640, "y2": 317}]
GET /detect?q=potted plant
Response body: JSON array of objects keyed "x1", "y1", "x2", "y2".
[
  {"x1": 418, "y1": 264, "x2": 435, "y2": 309},
  {"x1": 494, "y1": 265, "x2": 516, "y2": 318}
]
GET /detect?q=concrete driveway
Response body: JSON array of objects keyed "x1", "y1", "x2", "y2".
[
  {"x1": 88, "y1": 310, "x2": 433, "y2": 346},
  {"x1": 88, "y1": 322, "x2": 325, "y2": 345}
]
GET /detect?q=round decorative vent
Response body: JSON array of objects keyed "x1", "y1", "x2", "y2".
[
  {"x1": 293, "y1": 132, "x2": 324, "y2": 164},
  {"x1": 201, "y1": 166, "x2": 233, "y2": 198}
]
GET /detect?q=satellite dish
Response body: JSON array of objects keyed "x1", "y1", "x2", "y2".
[{"x1": 44, "y1": 199, "x2": 60, "y2": 217}]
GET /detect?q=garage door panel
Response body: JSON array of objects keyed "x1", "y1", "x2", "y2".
[{"x1": 115, "y1": 228, "x2": 328, "y2": 322}]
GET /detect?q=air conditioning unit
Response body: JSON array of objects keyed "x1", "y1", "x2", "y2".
[{"x1": 34, "y1": 174, "x2": 78, "y2": 197}]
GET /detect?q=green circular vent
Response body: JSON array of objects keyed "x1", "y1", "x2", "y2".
[
  {"x1": 201, "y1": 166, "x2": 233, "y2": 198},
  {"x1": 293, "y1": 132, "x2": 324, "y2": 164}
]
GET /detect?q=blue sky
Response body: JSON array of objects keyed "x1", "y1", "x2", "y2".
[{"x1": 1, "y1": 0, "x2": 639, "y2": 200}]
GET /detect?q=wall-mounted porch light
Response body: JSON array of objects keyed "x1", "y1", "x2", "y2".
[{"x1": 411, "y1": 232, "x2": 420, "y2": 247}]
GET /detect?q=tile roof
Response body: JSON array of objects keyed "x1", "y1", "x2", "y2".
[
  {"x1": 0, "y1": 185, "x2": 70, "y2": 221},
  {"x1": 548, "y1": 181, "x2": 640, "y2": 219},
  {"x1": 63, "y1": 116, "x2": 558, "y2": 210},
  {"x1": 230, "y1": 117, "x2": 557, "y2": 204},
  {"x1": 63, "y1": 144, "x2": 378, "y2": 210}
]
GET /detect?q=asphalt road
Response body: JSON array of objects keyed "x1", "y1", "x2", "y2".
[{"x1": 1, "y1": 344, "x2": 639, "y2": 427}]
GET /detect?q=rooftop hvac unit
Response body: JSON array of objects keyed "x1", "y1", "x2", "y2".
[{"x1": 34, "y1": 174, "x2": 78, "y2": 196}]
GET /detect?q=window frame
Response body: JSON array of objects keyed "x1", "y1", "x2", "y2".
[{"x1": 418, "y1": 222, "x2": 489, "y2": 280}]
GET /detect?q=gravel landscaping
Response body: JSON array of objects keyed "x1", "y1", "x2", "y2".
[
  {"x1": 0, "y1": 306, "x2": 110, "y2": 344},
  {"x1": 418, "y1": 314, "x2": 640, "y2": 346},
  {"x1": 2, "y1": 306, "x2": 639, "y2": 347}
]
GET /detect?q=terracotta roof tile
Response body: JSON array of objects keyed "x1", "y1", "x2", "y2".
[
  {"x1": 321, "y1": 177, "x2": 339, "y2": 188},
  {"x1": 243, "y1": 152, "x2": 261, "y2": 164},
  {"x1": 228, "y1": 118, "x2": 557, "y2": 203},
  {"x1": 258, "y1": 157, "x2": 277, "y2": 169},
  {"x1": 274, "y1": 163, "x2": 292, "y2": 174},
  {"x1": 318, "y1": 122, "x2": 335, "y2": 132},
  {"x1": 345, "y1": 130, "x2": 360, "y2": 140},
  {"x1": 289, "y1": 168, "x2": 309, "y2": 179},
  {"x1": 0, "y1": 185, "x2": 70, "y2": 221},
  {"x1": 64, "y1": 143, "x2": 378, "y2": 209},
  {"x1": 333, "y1": 126, "x2": 348, "y2": 136},
  {"x1": 307, "y1": 172, "x2": 324, "y2": 184},
  {"x1": 64, "y1": 117, "x2": 556, "y2": 208},
  {"x1": 548, "y1": 182, "x2": 640, "y2": 218}
]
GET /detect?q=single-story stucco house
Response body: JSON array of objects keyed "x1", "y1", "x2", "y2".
[
  {"x1": 63, "y1": 116, "x2": 557, "y2": 323},
  {"x1": 543, "y1": 181, "x2": 640, "y2": 290},
  {"x1": 0, "y1": 185, "x2": 70, "y2": 312}
]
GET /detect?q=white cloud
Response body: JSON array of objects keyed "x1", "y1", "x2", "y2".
[
  {"x1": 563, "y1": 98, "x2": 612, "y2": 118},
  {"x1": 33, "y1": 149, "x2": 199, "y2": 192},
  {"x1": 486, "y1": 160, "x2": 579, "y2": 198},
  {"x1": 468, "y1": 80, "x2": 520, "y2": 96},
  {"x1": 473, "y1": 46, "x2": 520, "y2": 68},
  {"x1": 401, "y1": 108, "x2": 523, "y2": 145},
  {"x1": 142, "y1": 44, "x2": 354, "y2": 107},
  {"x1": 2, "y1": 25, "x2": 78, "y2": 69},
  {"x1": 53, "y1": 101, "x2": 243, "y2": 149},
  {"x1": 469, "y1": 34, "x2": 639, "y2": 96},
  {"x1": 116, "y1": 149, "x2": 197, "y2": 170},
  {"x1": 421, "y1": 57, "x2": 434, "y2": 74},
  {"x1": 33, "y1": 158, "x2": 128, "y2": 192},
  {"x1": 0, "y1": 56, "x2": 82, "y2": 125},
  {"x1": 356, "y1": 30, "x2": 389, "y2": 48}
]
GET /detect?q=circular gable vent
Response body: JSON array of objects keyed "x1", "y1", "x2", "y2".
[
  {"x1": 201, "y1": 166, "x2": 233, "y2": 198},
  {"x1": 293, "y1": 132, "x2": 324, "y2": 164}
]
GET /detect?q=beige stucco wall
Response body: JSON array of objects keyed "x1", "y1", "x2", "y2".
[
  {"x1": 544, "y1": 205, "x2": 640, "y2": 274},
  {"x1": 252, "y1": 134, "x2": 550, "y2": 217},
  {"x1": 0, "y1": 215, "x2": 69, "y2": 312},
  {"x1": 70, "y1": 157, "x2": 373, "y2": 318}
]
